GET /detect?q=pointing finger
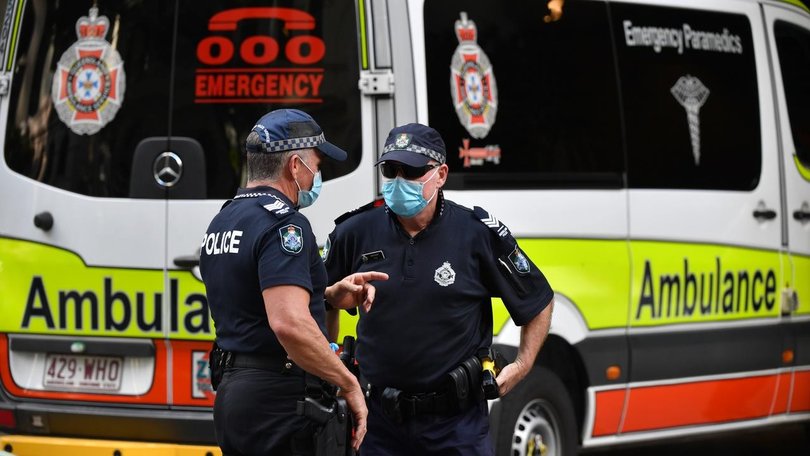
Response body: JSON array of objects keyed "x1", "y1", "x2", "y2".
[{"x1": 357, "y1": 271, "x2": 389, "y2": 283}]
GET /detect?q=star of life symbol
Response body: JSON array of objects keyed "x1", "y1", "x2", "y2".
[
  {"x1": 51, "y1": 7, "x2": 126, "y2": 135},
  {"x1": 434, "y1": 261, "x2": 456, "y2": 287},
  {"x1": 450, "y1": 12, "x2": 498, "y2": 139},
  {"x1": 671, "y1": 75, "x2": 709, "y2": 166}
]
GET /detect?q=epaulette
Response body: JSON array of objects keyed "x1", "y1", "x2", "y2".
[
  {"x1": 334, "y1": 200, "x2": 377, "y2": 225},
  {"x1": 473, "y1": 206, "x2": 512, "y2": 239},
  {"x1": 220, "y1": 199, "x2": 233, "y2": 210},
  {"x1": 257, "y1": 194, "x2": 295, "y2": 220}
]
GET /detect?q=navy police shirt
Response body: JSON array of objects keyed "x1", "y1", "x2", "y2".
[
  {"x1": 200, "y1": 186, "x2": 328, "y2": 357},
  {"x1": 324, "y1": 192, "x2": 553, "y2": 391}
]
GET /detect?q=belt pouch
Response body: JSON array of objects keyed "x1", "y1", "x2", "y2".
[{"x1": 381, "y1": 387, "x2": 404, "y2": 423}]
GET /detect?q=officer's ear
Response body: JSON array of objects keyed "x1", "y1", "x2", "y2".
[{"x1": 436, "y1": 163, "x2": 449, "y2": 188}]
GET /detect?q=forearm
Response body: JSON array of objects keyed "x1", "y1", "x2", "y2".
[
  {"x1": 276, "y1": 314, "x2": 358, "y2": 391},
  {"x1": 514, "y1": 298, "x2": 554, "y2": 374},
  {"x1": 326, "y1": 309, "x2": 340, "y2": 342}
]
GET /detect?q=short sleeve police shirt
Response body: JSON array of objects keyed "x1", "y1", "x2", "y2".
[
  {"x1": 324, "y1": 193, "x2": 553, "y2": 390},
  {"x1": 200, "y1": 186, "x2": 328, "y2": 357}
]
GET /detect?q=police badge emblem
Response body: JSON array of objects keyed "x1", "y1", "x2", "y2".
[
  {"x1": 280, "y1": 224, "x2": 304, "y2": 254},
  {"x1": 450, "y1": 12, "x2": 498, "y2": 139},
  {"x1": 51, "y1": 7, "x2": 126, "y2": 135},
  {"x1": 508, "y1": 247, "x2": 531, "y2": 274},
  {"x1": 395, "y1": 133, "x2": 411, "y2": 149},
  {"x1": 434, "y1": 261, "x2": 456, "y2": 287}
]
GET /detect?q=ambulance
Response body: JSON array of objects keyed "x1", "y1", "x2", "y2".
[{"x1": 0, "y1": 0, "x2": 808, "y2": 455}]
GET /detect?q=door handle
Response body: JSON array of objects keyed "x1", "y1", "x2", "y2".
[
  {"x1": 752, "y1": 208, "x2": 777, "y2": 220},
  {"x1": 173, "y1": 254, "x2": 200, "y2": 269},
  {"x1": 795, "y1": 202, "x2": 810, "y2": 223}
]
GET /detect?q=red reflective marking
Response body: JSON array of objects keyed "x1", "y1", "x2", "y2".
[
  {"x1": 171, "y1": 340, "x2": 216, "y2": 407},
  {"x1": 790, "y1": 371, "x2": 810, "y2": 412},
  {"x1": 773, "y1": 372, "x2": 791, "y2": 414},
  {"x1": 0, "y1": 409, "x2": 15, "y2": 429},
  {"x1": 621, "y1": 375, "x2": 776, "y2": 433},
  {"x1": 593, "y1": 388, "x2": 625, "y2": 436}
]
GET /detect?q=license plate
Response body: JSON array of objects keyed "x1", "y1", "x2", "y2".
[{"x1": 43, "y1": 354, "x2": 123, "y2": 392}]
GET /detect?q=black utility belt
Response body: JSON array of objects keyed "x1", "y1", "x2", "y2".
[
  {"x1": 370, "y1": 357, "x2": 484, "y2": 422},
  {"x1": 226, "y1": 351, "x2": 303, "y2": 375}
]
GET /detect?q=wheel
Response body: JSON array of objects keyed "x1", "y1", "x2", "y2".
[{"x1": 495, "y1": 366, "x2": 579, "y2": 456}]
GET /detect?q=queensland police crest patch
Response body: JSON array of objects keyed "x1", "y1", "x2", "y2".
[
  {"x1": 434, "y1": 261, "x2": 456, "y2": 287},
  {"x1": 279, "y1": 224, "x2": 303, "y2": 254},
  {"x1": 321, "y1": 237, "x2": 331, "y2": 261},
  {"x1": 509, "y1": 247, "x2": 530, "y2": 274}
]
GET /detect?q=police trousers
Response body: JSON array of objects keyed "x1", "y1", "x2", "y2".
[
  {"x1": 214, "y1": 367, "x2": 313, "y2": 456},
  {"x1": 361, "y1": 393, "x2": 494, "y2": 456}
]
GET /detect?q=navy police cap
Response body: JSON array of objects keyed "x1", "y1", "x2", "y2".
[
  {"x1": 246, "y1": 109, "x2": 347, "y2": 161},
  {"x1": 375, "y1": 123, "x2": 446, "y2": 167}
]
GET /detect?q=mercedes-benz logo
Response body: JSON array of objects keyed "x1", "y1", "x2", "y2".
[{"x1": 153, "y1": 151, "x2": 183, "y2": 188}]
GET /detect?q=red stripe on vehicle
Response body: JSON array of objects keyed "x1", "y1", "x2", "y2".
[
  {"x1": 620, "y1": 375, "x2": 777, "y2": 432},
  {"x1": 790, "y1": 370, "x2": 810, "y2": 412},
  {"x1": 592, "y1": 388, "x2": 626, "y2": 436}
]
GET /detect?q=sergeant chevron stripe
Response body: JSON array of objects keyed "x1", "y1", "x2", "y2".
[
  {"x1": 480, "y1": 214, "x2": 509, "y2": 237},
  {"x1": 263, "y1": 200, "x2": 287, "y2": 214}
]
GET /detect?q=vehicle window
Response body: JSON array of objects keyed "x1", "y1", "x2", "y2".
[
  {"x1": 774, "y1": 20, "x2": 810, "y2": 168},
  {"x1": 424, "y1": 0, "x2": 624, "y2": 190},
  {"x1": 4, "y1": 1, "x2": 175, "y2": 197},
  {"x1": 174, "y1": 1, "x2": 362, "y2": 198},
  {"x1": 4, "y1": 1, "x2": 361, "y2": 199},
  {"x1": 612, "y1": 3, "x2": 760, "y2": 190}
]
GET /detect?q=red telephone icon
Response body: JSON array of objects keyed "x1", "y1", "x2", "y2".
[{"x1": 208, "y1": 7, "x2": 316, "y2": 32}]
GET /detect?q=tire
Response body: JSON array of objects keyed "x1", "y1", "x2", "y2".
[{"x1": 495, "y1": 366, "x2": 579, "y2": 456}]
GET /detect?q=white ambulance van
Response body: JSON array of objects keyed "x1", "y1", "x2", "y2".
[{"x1": 0, "y1": 0, "x2": 808, "y2": 455}]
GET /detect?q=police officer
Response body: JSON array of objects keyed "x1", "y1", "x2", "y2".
[
  {"x1": 200, "y1": 109, "x2": 386, "y2": 455},
  {"x1": 324, "y1": 123, "x2": 554, "y2": 455}
]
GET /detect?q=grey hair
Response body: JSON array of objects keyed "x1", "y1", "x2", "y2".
[{"x1": 245, "y1": 131, "x2": 315, "y2": 182}]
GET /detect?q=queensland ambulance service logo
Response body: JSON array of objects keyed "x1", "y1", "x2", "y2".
[
  {"x1": 434, "y1": 261, "x2": 456, "y2": 287},
  {"x1": 280, "y1": 224, "x2": 304, "y2": 254},
  {"x1": 450, "y1": 12, "x2": 498, "y2": 139},
  {"x1": 671, "y1": 75, "x2": 709, "y2": 166},
  {"x1": 51, "y1": 7, "x2": 125, "y2": 135}
]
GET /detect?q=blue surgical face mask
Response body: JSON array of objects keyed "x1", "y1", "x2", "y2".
[
  {"x1": 294, "y1": 156, "x2": 321, "y2": 208},
  {"x1": 382, "y1": 168, "x2": 440, "y2": 218}
]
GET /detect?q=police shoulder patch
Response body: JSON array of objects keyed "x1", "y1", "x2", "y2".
[
  {"x1": 334, "y1": 200, "x2": 377, "y2": 225},
  {"x1": 508, "y1": 246, "x2": 531, "y2": 275},
  {"x1": 473, "y1": 206, "x2": 511, "y2": 238},
  {"x1": 279, "y1": 224, "x2": 304, "y2": 254},
  {"x1": 258, "y1": 194, "x2": 293, "y2": 219}
]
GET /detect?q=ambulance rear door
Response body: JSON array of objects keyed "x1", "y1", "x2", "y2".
[
  {"x1": 615, "y1": 0, "x2": 785, "y2": 437},
  {"x1": 763, "y1": 0, "x2": 810, "y2": 418},
  {"x1": 0, "y1": 0, "x2": 177, "y2": 432}
]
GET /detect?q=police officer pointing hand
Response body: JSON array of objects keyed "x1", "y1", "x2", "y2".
[
  {"x1": 200, "y1": 109, "x2": 385, "y2": 455},
  {"x1": 325, "y1": 123, "x2": 554, "y2": 455}
]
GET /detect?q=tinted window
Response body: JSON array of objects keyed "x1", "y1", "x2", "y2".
[
  {"x1": 613, "y1": 4, "x2": 760, "y2": 190},
  {"x1": 4, "y1": 0, "x2": 361, "y2": 199},
  {"x1": 775, "y1": 20, "x2": 810, "y2": 168},
  {"x1": 4, "y1": 2, "x2": 174, "y2": 197},
  {"x1": 174, "y1": 1, "x2": 361, "y2": 198},
  {"x1": 424, "y1": 0, "x2": 624, "y2": 190}
]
